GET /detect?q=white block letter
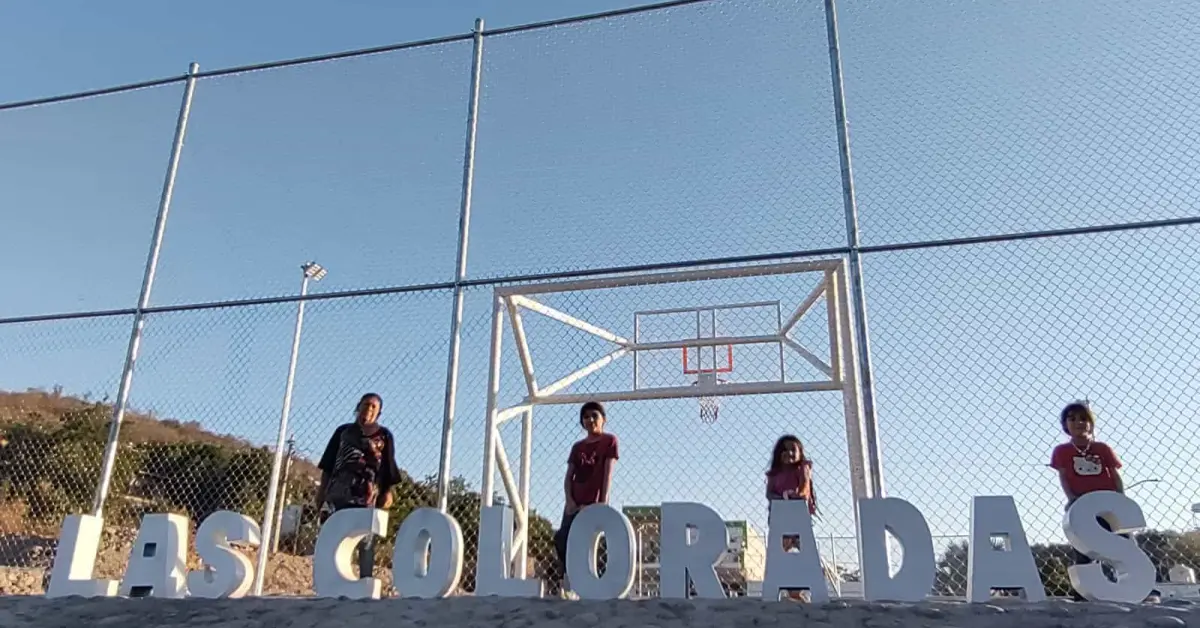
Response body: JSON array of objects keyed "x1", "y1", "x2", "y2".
[
  {"x1": 967, "y1": 496, "x2": 1045, "y2": 602},
  {"x1": 475, "y1": 505, "x2": 542, "y2": 597},
  {"x1": 313, "y1": 508, "x2": 388, "y2": 599},
  {"x1": 762, "y1": 499, "x2": 828, "y2": 602},
  {"x1": 565, "y1": 504, "x2": 635, "y2": 600},
  {"x1": 1064, "y1": 491, "x2": 1154, "y2": 603},
  {"x1": 858, "y1": 497, "x2": 935, "y2": 601},
  {"x1": 46, "y1": 514, "x2": 118, "y2": 598},
  {"x1": 660, "y1": 502, "x2": 729, "y2": 599},
  {"x1": 120, "y1": 513, "x2": 189, "y2": 598},
  {"x1": 187, "y1": 510, "x2": 261, "y2": 598},
  {"x1": 391, "y1": 508, "x2": 463, "y2": 598}
]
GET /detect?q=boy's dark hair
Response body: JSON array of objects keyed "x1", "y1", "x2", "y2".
[
  {"x1": 579, "y1": 401, "x2": 606, "y2": 421},
  {"x1": 1059, "y1": 401, "x2": 1094, "y2": 434},
  {"x1": 359, "y1": 392, "x2": 384, "y2": 413}
]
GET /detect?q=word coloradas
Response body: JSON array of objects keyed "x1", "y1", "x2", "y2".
[{"x1": 45, "y1": 491, "x2": 1154, "y2": 603}]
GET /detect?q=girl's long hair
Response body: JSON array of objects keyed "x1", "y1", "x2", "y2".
[
  {"x1": 767, "y1": 434, "x2": 804, "y2": 476},
  {"x1": 767, "y1": 434, "x2": 819, "y2": 517}
]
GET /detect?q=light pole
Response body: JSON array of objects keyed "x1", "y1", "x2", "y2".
[
  {"x1": 254, "y1": 261, "x2": 325, "y2": 595},
  {"x1": 1189, "y1": 503, "x2": 1200, "y2": 530}
]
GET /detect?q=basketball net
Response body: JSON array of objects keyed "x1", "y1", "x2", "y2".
[{"x1": 695, "y1": 371, "x2": 722, "y2": 424}]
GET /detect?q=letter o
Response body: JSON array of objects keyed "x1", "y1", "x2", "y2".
[
  {"x1": 391, "y1": 508, "x2": 464, "y2": 598},
  {"x1": 565, "y1": 505, "x2": 635, "y2": 600}
]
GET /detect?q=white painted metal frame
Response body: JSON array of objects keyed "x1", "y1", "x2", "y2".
[{"x1": 479, "y1": 259, "x2": 872, "y2": 577}]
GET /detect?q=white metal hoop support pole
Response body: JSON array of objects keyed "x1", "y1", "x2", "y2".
[
  {"x1": 437, "y1": 17, "x2": 486, "y2": 512},
  {"x1": 481, "y1": 295, "x2": 505, "y2": 508},
  {"x1": 91, "y1": 62, "x2": 200, "y2": 516},
  {"x1": 253, "y1": 273, "x2": 312, "y2": 595},
  {"x1": 516, "y1": 407, "x2": 533, "y2": 575},
  {"x1": 823, "y1": 0, "x2": 885, "y2": 498}
]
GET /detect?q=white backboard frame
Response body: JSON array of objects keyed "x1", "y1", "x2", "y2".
[{"x1": 477, "y1": 258, "x2": 872, "y2": 579}]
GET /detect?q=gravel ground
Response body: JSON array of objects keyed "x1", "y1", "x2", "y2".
[{"x1": 0, "y1": 596, "x2": 1196, "y2": 628}]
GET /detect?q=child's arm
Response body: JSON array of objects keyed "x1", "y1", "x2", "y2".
[
  {"x1": 1050, "y1": 446, "x2": 1077, "y2": 505},
  {"x1": 798, "y1": 463, "x2": 812, "y2": 498},
  {"x1": 563, "y1": 463, "x2": 578, "y2": 514},
  {"x1": 1102, "y1": 444, "x2": 1125, "y2": 493},
  {"x1": 1057, "y1": 469, "x2": 1078, "y2": 504},
  {"x1": 598, "y1": 436, "x2": 619, "y2": 504},
  {"x1": 1111, "y1": 467, "x2": 1125, "y2": 493},
  {"x1": 600, "y1": 457, "x2": 616, "y2": 504}
]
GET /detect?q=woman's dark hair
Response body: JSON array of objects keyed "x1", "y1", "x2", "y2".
[
  {"x1": 359, "y1": 392, "x2": 384, "y2": 414},
  {"x1": 1060, "y1": 401, "x2": 1094, "y2": 435},
  {"x1": 767, "y1": 434, "x2": 805, "y2": 475},
  {"x1": 580, "y1": 401, "x2": 606, "y2": 421}
]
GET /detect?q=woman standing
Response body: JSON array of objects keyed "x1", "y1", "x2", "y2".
[{"x1": 315, "y1": 393, "x2": 402, "y2": 577}]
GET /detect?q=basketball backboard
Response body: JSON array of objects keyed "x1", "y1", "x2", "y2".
[{"x1": 633, "y1": 301, "x2": 784, "y2": 391}]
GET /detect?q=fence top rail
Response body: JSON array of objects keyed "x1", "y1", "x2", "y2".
[
  {"x1": 0, "y1": 76, "x2": 187, "y2": 112},
  {"x1": 0, "y1": 0, "x2": 725, "y2": 112},
  {"x1": 494, "y1": 259, "x2": 842, "y2": 297}
]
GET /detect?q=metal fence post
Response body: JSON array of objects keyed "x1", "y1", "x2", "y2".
[
  {"x1": 436, "y1": 17, "x2": 486, "y2": 512},
  {"x1": 273, "y1": 435, "x2": 296, "y2": 553},
  {"x1": 823, "y1": 0, "x2": 885, "y2": 497},
  {"x1": 90, "y1": 62, "x2": 201, "y2": 516}
]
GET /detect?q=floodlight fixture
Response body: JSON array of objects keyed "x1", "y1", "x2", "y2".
[{"x1": 301, "y1": 261, "x2": 326, "y2": 282}]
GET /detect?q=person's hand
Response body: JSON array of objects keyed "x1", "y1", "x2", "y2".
[
  {"x1": 782, "y1": 489, "x2": 795, "y2": 500},
  {"x1": 565, "y1": 498, "x2": 579, "y2": 516}
]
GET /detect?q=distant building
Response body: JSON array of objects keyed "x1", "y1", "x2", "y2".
[
  {"x1": 622, "y1": 505, "x2": 844, "y2": 598},
  {"x1": 623, "y1": 505, "x2": 765, "y2": 598}
]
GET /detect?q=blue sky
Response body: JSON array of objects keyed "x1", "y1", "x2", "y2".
[{"x1": 2, "y1": 0, "x2": 1200, "y2": 569}]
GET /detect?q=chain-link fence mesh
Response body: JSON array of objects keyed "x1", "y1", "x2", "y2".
[
  {"x1": 839, "y1": 0, "x2": 1200, "y2": 246},
  {"x1": 866, "y1": 225, "x2": 1200, "y2": 597},
  {"x1": 0, "y1": 315, "x2": 131, "y2": 588},
  {"x1": 0, "y1": 85, "x2": 183, "y2": 319},
  {"x1": 148, "y1": 42, "x2": 472, "y2": 307},
  {"x1": 469, "y1": 0, "x2": 843, "y2": 279},
  {"x1": 0, "y1": 0, "x2": 1198, "y2": 601}
]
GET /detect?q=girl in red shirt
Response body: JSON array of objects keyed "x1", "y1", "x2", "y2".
[
  {"x1": 1050, "y1": 401, "x2": 1124, "y2": 506},
  {"x1": 765, "y1": 434, "x2": 820, "y2": 601},
  {"x1": 766, "y1": 434, "x2": 819, "y2": 517},
  {"x1": 1049, "y1": 401, "x2": 1126, "y2": 600}
]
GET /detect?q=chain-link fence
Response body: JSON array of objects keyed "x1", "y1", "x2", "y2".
[{"x1": 1, "y1": 0, "x2": 1199, "y2": 599}]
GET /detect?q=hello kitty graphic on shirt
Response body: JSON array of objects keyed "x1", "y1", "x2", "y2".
[
  {"x1": 1051, "y1": 441, "x2": 1121, "y2": 497},
  {"x1": 1072, "y1": 453, "x2": 1103, "y2": 476}
]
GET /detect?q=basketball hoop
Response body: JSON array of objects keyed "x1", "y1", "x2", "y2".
[
  {"x1": 694, "y1": 371, "x2": 724, "y2": 425},
  {"x1": 699, "y1": 396, "x2": 721, "y2": 424}
]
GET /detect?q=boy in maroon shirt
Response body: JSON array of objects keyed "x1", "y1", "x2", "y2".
[
  {"x1": 549, "y1": 401, "x2": 619, "y2": 597},
  {"x1": 1049, "y1": 401, "x2": 1125, "y2": 600}
]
